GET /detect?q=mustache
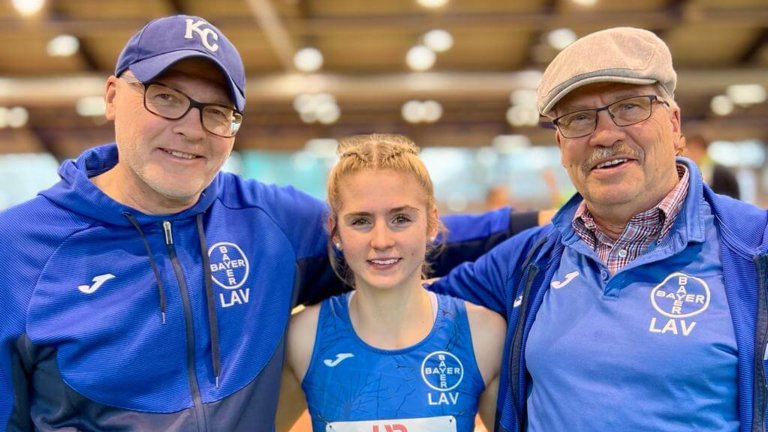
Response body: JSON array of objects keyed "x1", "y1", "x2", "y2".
[{"x1": 581, "y1": 144, "x2": 639, "y2": 172}]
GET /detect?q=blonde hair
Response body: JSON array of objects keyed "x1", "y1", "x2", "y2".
[{"x1": 326, "y1": 133, "x2": 445, "y2": 287}]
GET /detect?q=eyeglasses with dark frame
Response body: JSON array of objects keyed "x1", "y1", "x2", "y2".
[
  {"x1": 121, "y1": 77, "x2": 243, "y2": 138},
  {"x1": 551, "y1": 95, "x2": 670, "y2": 139}
]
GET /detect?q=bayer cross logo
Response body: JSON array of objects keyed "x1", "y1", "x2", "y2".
[
  {"x1": 421, "y1": 351, "x2": 463, "y2": 392},
  {"x1": 650, "y1": 272, "x2": 710, "y2": 318},
  {"x1": 208, "y1": 242, "x2": 249, "y2": 290}
]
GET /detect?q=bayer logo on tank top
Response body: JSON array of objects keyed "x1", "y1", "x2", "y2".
[{"x1": 421, "y1": 350, "x2": 464, "y2": 405}]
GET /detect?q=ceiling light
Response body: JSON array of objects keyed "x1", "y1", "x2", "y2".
[
  {"x1": 424, "y1": 29, "x2": 454, "y2": 53},
  {"x1": 417, "y1": 0, "x2": 449, "y2": 9},
  {"x1": 293, "y1": 47, "x2": 324, "y2": 73},
  {"x1": 506, "y1": 105, "x2": 540, "y2": 127},
  {"x1": 406, "y1": 45, "x2": 436, "y2": 71},
  {"x1": 710, "y1": 95, "x2": 734, "y2": 116},
  {"x1": 726, "y1": 84, "x2": 767, "y2": 106},
  {"x1": 47, "y1": 34, "x2": 79, "y2": 57},
  {"x1": 76, "y1": 96, "x2": 106, "y2": 117},
  {"x1": 547, "y1": 28, "x2": 577, "y2": 51},
  {"x1": 510, "y1": 89, "x2": 537, "y2": 107},
  {"x1": 299, "y1": 110, "x2": 317, "y2": 124},
  {"x1": 292, "y1": 94, "x2": 314, "y2": 113},
  {"x1": 7, "y1": 107, "x2": 29, "y2": 128},
  {"x1": 13, "y1": 0, "x2": 45, "y2": 16},
  {"x1": 401, "y1": 100, "x2": 443, "y2": 123},
  {"x1": 571, "y1": 0, "x2": 598, "y2": 6},
  {"x1": 402, "y1": 100, "x2": 425, "y2": 123},
  {"x1": 293, "y1": 93, "x2": 339, "y2": 124},
  {"x1": 316, "y1": 103, "x2": 341, "y2": 125},
  {"x1": 422, "y1": 100, "x2": 443, "y2": 122}
]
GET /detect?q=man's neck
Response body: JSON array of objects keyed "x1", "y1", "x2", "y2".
[{"x1": 589, "y1": 215, "x2": 627, "y2": 240}]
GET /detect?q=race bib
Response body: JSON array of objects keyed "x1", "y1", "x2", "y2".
[{"x1": 326, "y1": 415, "x2": 457, "y2": 432}]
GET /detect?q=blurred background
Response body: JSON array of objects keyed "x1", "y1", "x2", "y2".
[
  {"x1": 1, "y1": 0, "x2": 768, "y2": 213},
  {"x1": 2, "y1": 0, "x2": 766, "y2": 430}
]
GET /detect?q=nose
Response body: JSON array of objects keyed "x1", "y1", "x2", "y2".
[
  {"x1": 589, "y1": 109, "x2": 622, "y2": 145},
  {"x1": 370, "y1": 223, "x2": 395, "y2": 250},
  {"x1": 172, "y1": 107, "x2": 207, "y2": 139}
]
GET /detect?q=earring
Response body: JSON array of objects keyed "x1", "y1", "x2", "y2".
[{"x1": 334, "y1": 242, "x2": 342, "y2": 250}]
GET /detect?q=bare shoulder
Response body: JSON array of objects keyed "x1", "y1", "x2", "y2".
[
  {"x1": 465, "y1": 301, "x2": 506, "y2": 342},
  {"x1": 464, "y1": 301, "x2": 506, "y2": 385},
  {"x1": 289, "y1": 304, "x2": 321, "y2": 335},
  {"x1": 286, "y1": 304, "x2": 322, "y2": 382}
]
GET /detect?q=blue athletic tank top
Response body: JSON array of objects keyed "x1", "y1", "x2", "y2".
[{"x1": 302, "y1": 292, "x2": 486, "y2": 432}]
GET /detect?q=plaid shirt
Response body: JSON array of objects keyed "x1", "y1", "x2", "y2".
[{"x1": 573, "y1": 164, "x2": 689, "y2": 275}]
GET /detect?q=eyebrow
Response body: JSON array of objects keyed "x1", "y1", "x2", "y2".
[
  {"x1": 343, "y1": 205, "x2": 421, "y2": 218},
  {"x1": 148, "y1": 80, "x2": 233, "y2": 107},
  {"x1": 559, "y1": 92, "x2": 650, "y2": 113}
]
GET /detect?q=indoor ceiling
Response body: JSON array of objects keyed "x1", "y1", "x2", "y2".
[{"x1": 0, "y1": 0, "x2": 767, "y2": 160}]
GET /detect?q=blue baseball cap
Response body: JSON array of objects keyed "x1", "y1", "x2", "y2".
[{"x1": 115, "y1": 15, "x2": 246, "y2": 111}]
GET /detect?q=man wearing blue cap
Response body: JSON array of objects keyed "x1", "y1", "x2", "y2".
[
  {"x1": 431, "y1": 27, "x2": 768, "y2": 431},
  {"x1": 0, "y1": 15, "x2": 542, "y2": 431}
]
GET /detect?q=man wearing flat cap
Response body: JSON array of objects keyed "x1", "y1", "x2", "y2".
[
  {"x1": 432, "y1": 27, "x2": 768, "y2": 431},
  {"x1": 0, "y1": 14, "x2": 543, "y2": 432}
]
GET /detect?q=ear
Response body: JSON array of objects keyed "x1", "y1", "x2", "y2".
[
  {"x1": 668, "y1": 106, "x2": 684, "y2": 154},
  {"x1": 327, "y1": 215, "x2": 339, "y2": 244},
  {"x1": 427, "y1": 205, "x2": 439, "y2": 240},
  {"x1": 677, "y1": 135, "x2": 687, "y2": 156},
  {"x1": 104, "y1": 76, "x2": 119, "y2": 121}
]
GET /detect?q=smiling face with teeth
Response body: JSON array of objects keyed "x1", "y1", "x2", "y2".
[
  {"x1": 553, "y1": 83, "x2": 684, "y2": 228},
  {"x1": 101, "y1": 58, "x2": 236, "y2": 214},
  {"x1": 334, "y1": 168, "x2": 438, "y2": 293}
]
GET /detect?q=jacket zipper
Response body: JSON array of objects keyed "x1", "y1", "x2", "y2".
[
  {"x1": 163, "y1": 220, "x2": 208, "y2": 432},
  {"x1": 509, "y1": 264, "x2": 539, "y2": 432},
  {"x1": 754, "y1": 253, "x2": 768, "y2": 432},
  {"x1": 505, "y1": 235, "x2": 562, "y2": 432}
]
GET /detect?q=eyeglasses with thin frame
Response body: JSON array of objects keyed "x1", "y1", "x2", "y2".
[
  {"x1": 551, "y1": 95, "x2": 670, "y2": 139},
  {"x1": 121, "y1": 77, "x2": 243, "y2": 138}
]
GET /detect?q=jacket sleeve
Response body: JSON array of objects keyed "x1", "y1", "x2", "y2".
[
  {"x1": 5, "y1": 339, "x2": 33, "y2": 431},
  {"x1": 0, "y1": 337, "x2": 32, "y2": 431},
  {"x1": 431, "y1": 208, "x2": 539, "y2": 277},
  {"x1": 429, "y1": 226, "x2": 545, "y2": 315},
  {"x1": 0, "y1": 208, "x2": 40, "y2": 431},
  {"x1": 249, "y1": 182, "x2": 348, "y2": 307}
]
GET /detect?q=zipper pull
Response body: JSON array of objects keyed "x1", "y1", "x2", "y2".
[{"x1": 163, "y1": 221, "x2": 173, "y2": 245}]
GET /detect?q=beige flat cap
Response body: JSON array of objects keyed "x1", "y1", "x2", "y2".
[{"x1": 537, "y1": 27, "x2": 676, "y2": 116}]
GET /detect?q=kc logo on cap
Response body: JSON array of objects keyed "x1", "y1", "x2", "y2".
[{"x1": 185, "y1": 18, "x2": 220, "y2": 53}]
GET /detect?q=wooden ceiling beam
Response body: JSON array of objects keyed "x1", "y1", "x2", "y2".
[{"x1": 1, "y1": 7, "x2": 767, "y2": 36}]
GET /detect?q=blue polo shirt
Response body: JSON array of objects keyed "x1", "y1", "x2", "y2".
[{"x1": 525, "y1": 203, "x2": 739, "y2": 431}]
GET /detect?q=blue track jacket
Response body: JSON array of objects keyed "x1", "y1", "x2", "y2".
[
  {"x1": 0, "y1": 144, "x2": 537, "y2": 431},
  {"x1": 433, "y1": 158, "x2": 768, "y2": 432}
]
